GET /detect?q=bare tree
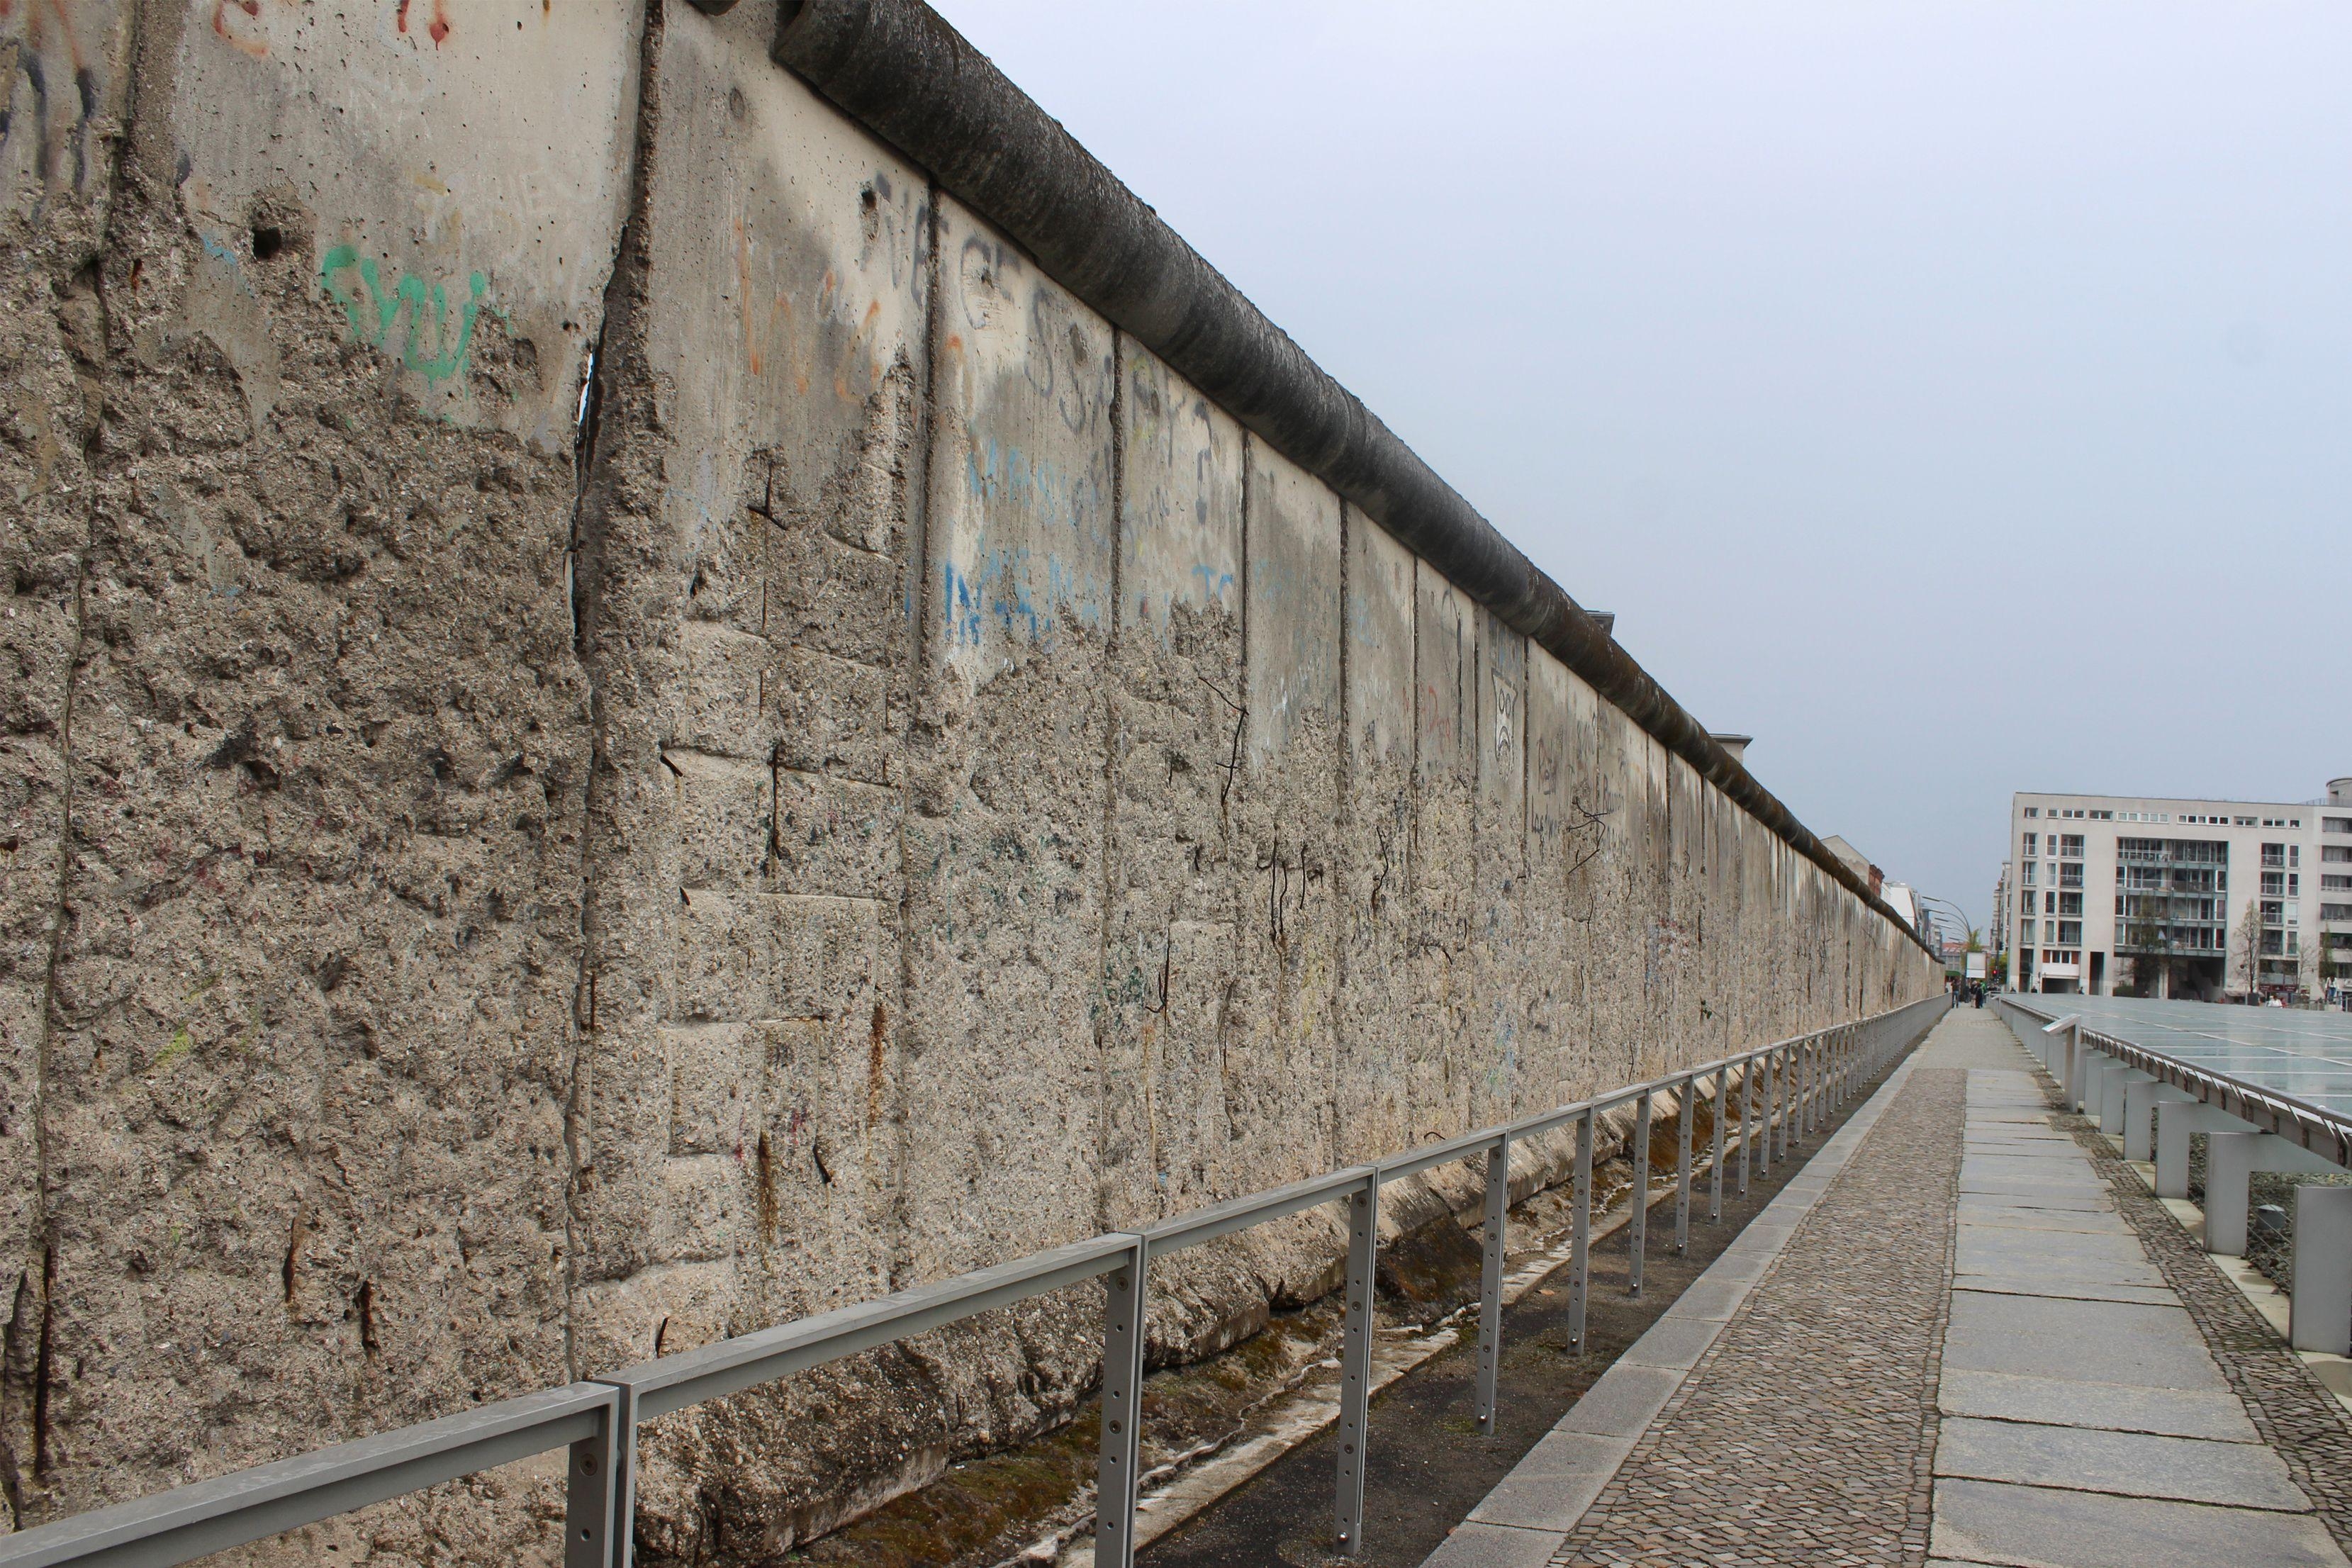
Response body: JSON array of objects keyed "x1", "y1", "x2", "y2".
[{"x1": 2234, "y1": 901, "x2": 2267, "y2": 1001}]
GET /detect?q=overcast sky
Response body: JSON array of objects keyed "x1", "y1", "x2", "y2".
[{"x1": 932, "y1": 0, "x2": 2351, "y2": 937}]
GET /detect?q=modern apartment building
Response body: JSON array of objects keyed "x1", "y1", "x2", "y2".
[{"x1": 2003, "y1": 778, "x2": 2352, "y2": 1004}]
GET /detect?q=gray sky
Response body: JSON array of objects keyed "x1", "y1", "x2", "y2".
[{"x1": 934, "y1": 0, "x2": 2351, "y2": 936}]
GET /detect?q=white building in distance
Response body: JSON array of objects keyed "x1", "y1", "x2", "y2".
[{"x1": 2001, "y1": 778, "x2": 2352, "y2": 1005}]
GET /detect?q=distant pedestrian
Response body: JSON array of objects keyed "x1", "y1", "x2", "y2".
[{"x1": 1971, "y1": 982, "x2": 1984, "y2": 1008}]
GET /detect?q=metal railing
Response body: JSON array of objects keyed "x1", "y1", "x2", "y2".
[
  {"x1": 0, "y1": 997, "x2": 1943, "y2": 1568},
  {"x1": 1994, "y1": 997, "x2": 2352, "y2": 1166}
]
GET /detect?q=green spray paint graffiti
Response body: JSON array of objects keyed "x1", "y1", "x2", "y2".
[{"x1": 320, "y1": 245, "x2": 488, "y2": 385}]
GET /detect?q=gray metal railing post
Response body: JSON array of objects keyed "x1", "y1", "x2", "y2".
[
  {"x1": 1773, "y1": 1046, "x2": 1790, "y2": 1163},
  {"x1": 1095, "y1": 1234, "x2": 1150, "y2": 1568},
  {"x1": 1628, "y1": 1090, "x2": 1652, "y2": 1298},
  {"x1": 564, "y1": 1391, "x2": 625, "y2": 1568},
  {"x1": 1334, "y1": 1172, "x2": 1379, "y2": 1556},
  {"x1": 1708, "y1": 1065, "x2": 1727, "y2": 1220},
  {"x1": 1674, "y1": 1073, "x2": 1693, "y2": 1255},
  {"x1": 1474, "y1": 1135, "x2": 1508, "y2": 1435},
  {"x1": 1752, "y1": 1053, "x2": 1769, "y2": 1180},
  {"x1": 583, "y1": 1379, "x2": 639, "y2": 1568},
  {"x1": 1568, "y1": 1108, "x2": 1593, "y2": 1349}
]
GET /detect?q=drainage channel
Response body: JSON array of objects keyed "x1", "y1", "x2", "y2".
[{"x1": 1131, "y1": 1048, "x2": 1910, "y2": 1568}]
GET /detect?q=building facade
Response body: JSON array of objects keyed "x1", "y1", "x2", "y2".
[{"x1": 2006, "y1": 778, "x2": 2352, "y2": 1004}]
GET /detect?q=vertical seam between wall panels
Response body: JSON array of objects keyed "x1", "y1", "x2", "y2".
[
  {"x1": 1096, "y1": 331, "x2": 1125, "y2": 1231},
  {"x1": 560, "y1": 0, "x2": 666, "y2": 1385},
  {"x1": 1332, "y1": 505, "x2": 1352, "y2": 1169},
  {"x1": 892, "y1": 174, "x2": 947, "y2": 1292}
]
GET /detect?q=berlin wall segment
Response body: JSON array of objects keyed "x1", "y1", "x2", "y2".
[
  {"x1": 1, "y1": 0, "x2": 642, "y2": 1557},
  {"x1": 0, "y1": 0, "x2": 1940, "y2": 1558}
]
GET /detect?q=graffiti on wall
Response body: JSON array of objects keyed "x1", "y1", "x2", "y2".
[{"x1": 320, "y1": 243, "x2": 486, "y2": 386}]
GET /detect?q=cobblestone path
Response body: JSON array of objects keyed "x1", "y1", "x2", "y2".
[{"x1": 1544, "y1": 1058, "x2": 1964, "y2": 1566}]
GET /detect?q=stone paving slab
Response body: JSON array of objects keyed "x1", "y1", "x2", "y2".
[
  {"x1": 1937, "y1": 1367, "x2": 2258, "y2": 1440},
  {"x1": 1933, "y1": 1413, "x2": 2309, "y2": 1510},
  {"x1": 1932, "y1": 1478, "x2": 2351, "y2": 1567},
  {"x1": 1946, "y1": 1294, "x2": 2226, "y2": 1392},
  {"x1": 1953, "y1": 1273, "x2": 2183, "y2": 1307},
  {"x1": 1954, "y1": 1208, "x2": 2130, "y2": 1236}
]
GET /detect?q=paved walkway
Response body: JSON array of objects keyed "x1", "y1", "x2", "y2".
[{"x1": 1421, "y1": 1006, "x2": 2352, "y2": 1568}]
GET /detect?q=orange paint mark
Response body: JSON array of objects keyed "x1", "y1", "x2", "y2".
[
  {"x1": 212, "y1": 0, "x2": 267, "y2": 58},
  {"x1": 395, "y1": 0, "x2": 409, "y2": 30},
  {"x1": 735, "y1": 218, "x2": 761, "y2": 378}
]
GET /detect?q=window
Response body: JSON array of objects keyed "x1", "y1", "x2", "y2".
[
  {"x1": 2022, "y1": 862, "x2": 2037, "y2": 885},
  {"x1": 2044, "y1": 919, "x2": 2056, "y2": 943},
  {"x1": 2236, "y1": 816, "x2": 2258, "y2": 827},
  {"x1": 2326, "y1": 846, "x2": 2352, "y2": 864},
  {"x1": 2059, "y1": 834, "x2": 2085, "y2": 858},
  {"x1": 2292, "y1": 845, "x2": 2301, "y2": 868},
  {"x1": 2090, "y1": 810, "x2": 2113, "y2": 819},
  {"x1": 2023, "y1": 832, "x2": 2039, "y2": 858},
  {"x1": 2324, "y1": 875, "x2": 2352, "y2": 892},
  {"x1": 2263, "y1": 844, "x2": 2287, "y2": 869},
  {"x1": 2324, "y1": 904, "x2": 2352, "y2": 922},
  {"x1": 2059, "y1": 921, "x2": 2083, "y2": 945},
  {"x1": 2325, "y1": 817, "x2": 2351, "y2": 835},
  {"x1": 2058, "y1": 892, "x2": 2083, "y2": 916},
  {"x1": 2059, "y1": 863, "x2": 2083, "y2": 889},
  {"x1": 2262, "y1": 900, "x2": 2285, "y2": 926},
  {"x1": 2044, "y1": 890, "x2": 2056, "y2": 914},
  {"x1": 2264, "y1": 871, "x2": 2287, "y2": 896},
  {"x1": 2024, "y1": 806, "x2": 2039, "y2": 818}
]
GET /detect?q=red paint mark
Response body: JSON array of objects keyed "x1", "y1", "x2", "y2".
[
  {"x1": 395, "y1": 0, "x2": 410, "y2": 30},
  {"x1": 428, "y1": 0, "x2": 449, "y2": 45}
]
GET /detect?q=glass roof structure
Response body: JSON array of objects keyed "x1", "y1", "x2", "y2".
[{"x1": 2039, "y1": 996, "x2": 2352, "y2": 1119}]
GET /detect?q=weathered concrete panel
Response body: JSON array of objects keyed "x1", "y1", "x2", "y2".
[
  {"x1": 0, "y1": 0, "x2": 641, "y2": 1540},
  {"x1": 1337, "y1": 510, "x2": 1416, "y2": 1159}
]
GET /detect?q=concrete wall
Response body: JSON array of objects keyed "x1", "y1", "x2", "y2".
[{"x1": 0, "y1": 0, "x2": 1937, "y2": 1555}]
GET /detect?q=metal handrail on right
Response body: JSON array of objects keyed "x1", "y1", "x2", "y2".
[{"x1": 0, "y1": 997, "x2": 1944, "y2": 1568}]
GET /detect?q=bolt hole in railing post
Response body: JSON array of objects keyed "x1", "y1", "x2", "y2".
[
  {"x1": 1708, "y1": 1064, "x2": 1727, "y2": 1221},
  {"x1": 1095, "y1": 1233, "x2": 1150, "y2": 1568},
  {"x1": 1567, "y1": 1107, "x2": 1594, "y2": 1349},
  {"x1": 1628, "y1": 1090, "x2": 1652, "y2": 1298},
  {"x1": 1334, "y1": 1173, "x2": 1380, "y2": 1556},
  {"x1": 580, "y1": 1378, "x2": 639, "y2": 1568},
  {"x1": 564, "y1": 1386, "x2": 628, "y2": 1568},
  {"x1": 1474, "y1": 1134, "x2": 1509, "y2": 1435},
  {"x1": 1674, "y1": 1073, "x2": 1693, "y2": 1255},
  {"x1": 1749, "y1": 1051, "x2": 1767, "y2": 1182}
]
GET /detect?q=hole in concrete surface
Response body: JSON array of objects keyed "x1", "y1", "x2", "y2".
[{"x1": 250, "y1": 225, "x2": 284, "y2": 261}]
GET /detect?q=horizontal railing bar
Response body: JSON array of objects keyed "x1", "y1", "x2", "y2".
[
  {"x1": 1377, "y1": 1129, "x2": 1506, "y2": 1183},
  {"x1": 0, "y1": 1383, "x2": 613, "y2": 1568},
  {"x1": 618, "y1": 1233, "x2": 1136, "y2": 1420},
  {"x1": 1143, "y1": 1166, "x2": 1374, "y2": 1255}
]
